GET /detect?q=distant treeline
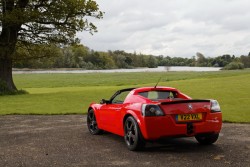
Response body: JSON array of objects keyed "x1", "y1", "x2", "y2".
[{"x1": 13, "y1": 44, "x2": 250, "y2": 70}]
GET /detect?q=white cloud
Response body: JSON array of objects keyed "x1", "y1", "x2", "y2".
[{"x1": 78, "y1": 0, "x2": 250, "y2": 57}]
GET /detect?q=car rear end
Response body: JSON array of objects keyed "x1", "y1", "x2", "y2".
[{"x1": 140, "y1": 100, "x2": 222, "y2": 140}]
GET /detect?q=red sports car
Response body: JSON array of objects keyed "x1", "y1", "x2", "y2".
[{"x1": 87, "y1": 87, "x2": 222, "y2": 151}]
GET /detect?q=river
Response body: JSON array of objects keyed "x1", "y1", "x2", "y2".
[{"x1": 13, "y1": 66, "x2": 221, "y2": 74}]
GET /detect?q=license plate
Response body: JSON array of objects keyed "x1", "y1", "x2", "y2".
[{"x1": 176, "y1": 113, "x2": 202, "y2": 122}]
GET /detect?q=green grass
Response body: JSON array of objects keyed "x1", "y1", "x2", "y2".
[
  {"x1": 0, "y1": 69, "x2": 249, "y2": 123},
  {"x1": 13, "y1": 70, "x2": 250, "y2": 88}
]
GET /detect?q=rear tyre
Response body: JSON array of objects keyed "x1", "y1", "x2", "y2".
[
  {"x1": 124, "y1": 116, "x2": 145, "y2": 151},
  {"x1": 195, "y1": 133, "x2": 219, "y2": 145},
  {"x1": 87, "y1": 109, "x2": 102, "y2": 135}
]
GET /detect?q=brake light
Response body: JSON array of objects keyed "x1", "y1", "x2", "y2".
[{"x1": 141, "y1": 104, "x2": 165, "y2": 116}]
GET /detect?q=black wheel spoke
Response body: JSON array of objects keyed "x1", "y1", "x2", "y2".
[
  {"x1": 131, "y1": 134, "x2": 136, "y2": 141},
  {"x1": 126, "y1": 121, "x2": 131, "y2": 131},
  {"x1": 129, "y1": 136, "x2": 133, "y2": 145},
  {"x1": 126, "y1": 132, "x2": 130, "y2": 138},
  {"x1": 131, "y1": 125, "x2": 135, "y2": 133},
  {"x1": 88, "y1": 114, "x2": 92, "y2": 121},
  {"x1": 126, "y1": 135, "x2": 129, "y2": 141},
  {"x1": 91, "y1": 120, "x2": 97, "y2": 129}
]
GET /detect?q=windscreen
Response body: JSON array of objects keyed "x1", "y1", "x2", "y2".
[{"x1": 138, "y1": 91, "x2": 178, "y2": 100}]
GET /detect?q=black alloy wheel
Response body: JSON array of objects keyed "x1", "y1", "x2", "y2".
[
  {"x1": 124, "y1": 116, "x2": 145, "y2": 151},
  {"x1": 87, "y1": 109, "x2": 102, "y2": 135}
]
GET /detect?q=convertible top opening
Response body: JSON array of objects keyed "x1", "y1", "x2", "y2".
[{"x1": 138, "y1": 90, "x2": 178, "y2": 100}]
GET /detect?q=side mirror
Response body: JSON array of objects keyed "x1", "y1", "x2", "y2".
[{"x1": 100, "y1": 99, "x2": 109, "y2": 104}]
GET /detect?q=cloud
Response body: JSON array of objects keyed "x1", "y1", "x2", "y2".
[{"x1": 78, "y1": 0, "x2": 250, "y2": 57}]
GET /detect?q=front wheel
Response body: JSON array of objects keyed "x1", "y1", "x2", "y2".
[
  {"x1": 87, "y1": 109, "x2": 102, "y2": 135},
  {"x1": 124, "y1": 116, "x2": 145, "y2": 151},
  {"x1": 195, "y1": 133, "x2": 219, "y2": 145}
]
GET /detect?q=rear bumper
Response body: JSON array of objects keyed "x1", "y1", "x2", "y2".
[{"x1": 139, "y1": 113, "x2": 222, "y2": 140}]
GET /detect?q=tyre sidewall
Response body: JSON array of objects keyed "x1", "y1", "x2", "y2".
[{"x1": 195, "y1": 133, "x2": 219, "y2": 145}]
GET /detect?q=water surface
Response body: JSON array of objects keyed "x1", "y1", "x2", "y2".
[{"x1": 13, "y1": 66, "x2": 221, "y2": 74}]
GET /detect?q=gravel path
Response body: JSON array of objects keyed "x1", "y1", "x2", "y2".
[{"x1": 0, "y1": 115, "x2": 249, "y2": 167}]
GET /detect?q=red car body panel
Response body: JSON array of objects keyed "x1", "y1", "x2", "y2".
[{"x1": 89, "y1": 87, "x2": 222, "y2": 140}]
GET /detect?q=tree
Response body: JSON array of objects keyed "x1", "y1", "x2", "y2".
[
  {"x1": 196, "y1": 52, "x2": 207, "y2": 67},
  {"x1": 240, "y1": 55, "x2": 250, "y2": 68},
  {"x1": 0, "y1": 0, "x2": 103, "y2": 93},
  {"x1": 14, "y1": 44, "x2": 63, "y2": 68},
  {"x1": 223, "y1": 61, "x2": 244, "y2": 70},
  {"x1": 147, "y1": 55, "x2": 158, "y2": 68}
]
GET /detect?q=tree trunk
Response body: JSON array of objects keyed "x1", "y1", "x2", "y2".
[
  {"x1": 0, "y1": 0, "x2": 30, "y2": 93},
  {"x1": 0, "y1": 36, "x2": 18, "y2": 93},
  {"x1": 0, "y1": 57, "x2": 17, "y2": 92}
]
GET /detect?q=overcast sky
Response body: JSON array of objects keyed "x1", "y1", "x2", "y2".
[{"x1": 78, "y1": 0, "x2": 250, "y2": 57}]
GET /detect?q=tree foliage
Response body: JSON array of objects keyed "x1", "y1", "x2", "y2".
[
  {"x1": 0, "y1": 0, "x2": 103, "y2": 93},
  {"x1": 240, "y1": 54, "x2": 250, "y2": 68},
  {"x1": 13, "y1": 45, "x2": 249, "y2": 70},
  {"x1": 0, "y1": 0, "x2": 103, "y2": 46},
  {"x1": 223, "y1": 62, "x2": 244, "y2": 70}
]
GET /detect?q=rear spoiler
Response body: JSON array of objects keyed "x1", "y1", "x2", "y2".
[{"x1": 161, "y1": 99, "x2": 211, "y2": 105}]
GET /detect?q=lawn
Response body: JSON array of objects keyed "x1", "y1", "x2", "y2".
[{"x1": 0, "y1": 70, "x2": 249, "y2": 123}]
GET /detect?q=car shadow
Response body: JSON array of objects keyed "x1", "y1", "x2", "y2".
[
  {"x1": 100, "y1": 132, "x2": 223, "y2": 153},
  {"x1": 143, "y1": 138, "x2": 222, "y2": 153}
]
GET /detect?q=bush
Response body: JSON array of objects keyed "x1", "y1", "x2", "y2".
[{"x1": 223, "y1": 62, "x2": 244, "y2": 70}]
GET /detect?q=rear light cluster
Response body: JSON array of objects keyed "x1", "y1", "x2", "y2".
[
  {"x1": 141, "y1": 104, "x2": 165, "y2": 117},
  {"x1": 210, "y1": 100, "x2": 221, "y2": 112}
]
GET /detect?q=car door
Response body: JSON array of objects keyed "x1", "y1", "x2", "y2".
[{"x1": 99, "y1": 90, "x2": 130, "y2": 135}]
